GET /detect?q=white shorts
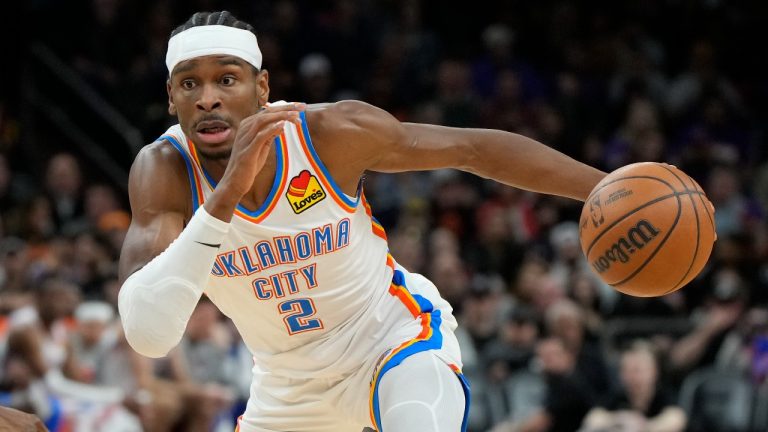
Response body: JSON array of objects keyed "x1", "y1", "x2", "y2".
[{"x1": 235, "y1": 269, "x2": 470, "y2": 432}]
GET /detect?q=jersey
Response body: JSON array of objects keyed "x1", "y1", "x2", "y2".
[{"x1": 158, "y1": 108, "x2": 468, "y2": 430}]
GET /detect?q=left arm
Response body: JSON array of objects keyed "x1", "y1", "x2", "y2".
[
  {"x1": 312, "y1": 101, "x2": 606, "y2": 201},
  {"x1": 398, "y1": 123, "x2": 605, "y2": 201}
]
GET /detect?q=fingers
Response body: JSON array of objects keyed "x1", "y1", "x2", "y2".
[
  {"x1": 238, "y1": 112, "x2": 296, "y2": 145},
  {"x1": 262, "y1": 102, "x2": 307, "y2": 113},
  {"x1": 257, "y1": 103, "x2": 306, "y2": 125},
  {"x1": 247, "y1": 119, "x2": 287, "y2": 150},
  {"x1": 234, "y1": 103, "x2": 306, "y2": 153}
]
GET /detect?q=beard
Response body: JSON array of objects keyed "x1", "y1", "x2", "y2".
[{"x1": 197, "y1": 147, "x2": 232, "y2": 161}]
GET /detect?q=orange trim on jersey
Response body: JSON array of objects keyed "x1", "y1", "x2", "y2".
[
  {"x1": 367, "y1": 309, "x2": 434, "y2": 427},
  {"x1": 235, "y1": 133, "x2": 289, "y2": 223},
  {"x1": 187, "y1": 134, "x2": 289, "y2": 224},
  {"x1": 171, "y1": 134, "x2": 205, "y2": 205},
  {"x1": 0, "y1": 316, "x2": 7, "y2": 337},
  {"x1": 295, "y1": 121, "x2": 357, "y2": 214},
  {"x1": 361, "y1": 193, "x2": 388, "y2": 241}
]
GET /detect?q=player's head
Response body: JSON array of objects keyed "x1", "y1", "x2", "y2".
[{"x1": 166, "y1": 11, "x2": 269, "y2": 160}]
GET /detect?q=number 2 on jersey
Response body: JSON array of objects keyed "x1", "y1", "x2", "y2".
[{"x1": 278, "y1": 298, "x2": 324, "y2": 335}]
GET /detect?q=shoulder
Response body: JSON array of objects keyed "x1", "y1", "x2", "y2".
[
  {"x1": 130, "y1": 140, "x2": 188, "y2": 183},
  {"x1": 307, "y1": 100, "x2": 380, "y2": 120},
  {"x1": 133, "y1": 139, "x2": 187, "y2": 169},
  {"x1": 305, "y1": 100, "x2": 404, "y2": 141},
  {"x1": 128, "y1": 140, "x2": 191, "y2": 216}
]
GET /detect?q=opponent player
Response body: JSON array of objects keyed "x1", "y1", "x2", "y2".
[{"x1": 117, "y1": 11, "x2": 606, "y2": 432}]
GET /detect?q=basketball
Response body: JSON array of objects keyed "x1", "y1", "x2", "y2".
[{"x1": 579, "y1": 162, "x2": 716, "y2": 297}]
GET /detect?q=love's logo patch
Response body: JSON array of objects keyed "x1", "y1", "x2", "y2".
[{"x1": 286, "y1": 170, "x2": 326, "y2": 214}]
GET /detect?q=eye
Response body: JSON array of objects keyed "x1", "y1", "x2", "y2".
[
  {"x1": 181, "y1": 79, "x2": 196, "y2": 90},
  {"x1": 220, "y1": 75, "x2": 236, "y2": 86}
]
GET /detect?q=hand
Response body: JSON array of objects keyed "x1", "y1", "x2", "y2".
[
  {"x1": 221, "y1": 103, "x2": 305, "y2": 198},
  {"x1": 706, "y1": 302, "x2": 742, "y2": 332}
]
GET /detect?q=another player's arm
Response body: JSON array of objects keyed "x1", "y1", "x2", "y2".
[{"x1": 317, "y1": 101, "x2": 606, "y2": 201}]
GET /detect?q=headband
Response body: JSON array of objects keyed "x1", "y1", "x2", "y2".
[{"x1": 166, "y1": 25, "x2": 262, "y2": 74}]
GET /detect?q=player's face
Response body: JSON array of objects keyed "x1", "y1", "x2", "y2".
[{"x1": 167, "y1": 55, "x2": 269, "y2": 160}]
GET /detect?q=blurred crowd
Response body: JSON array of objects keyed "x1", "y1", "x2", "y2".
[{"x1": 2, "y1": 0, "x2": 768, "y2": 431}]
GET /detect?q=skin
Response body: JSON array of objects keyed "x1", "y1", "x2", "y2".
[
  {"x1": 118, "y1": 53, "x2": 606, "y2": 281},
  {"x1": 0, "y1": 406, "x2": 48, "y2": 432}
]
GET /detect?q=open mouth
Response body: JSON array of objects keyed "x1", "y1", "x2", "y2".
[
  {"x1": 195, "y1": 120, "x2": 232, "y2": 144},
  {"x1": 199, "y1": 126, "x2": 228, "y2": 134}
]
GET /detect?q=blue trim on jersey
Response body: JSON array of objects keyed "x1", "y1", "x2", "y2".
[
  {"x1": 161, "y1": 135, "x2": 200, "y2": 211},
  {"x1": 299, "y1": 111, "x2": 360, "y2": 208},
  {"x1": 198, "y1": 136, "x2": 285, "y2": 217},
  {"x1": 371, "y1": 309, "x2": 443, "y2": 431},
  {"x1": 456, "y1": 372, "x2": 471, "y2": 432}
]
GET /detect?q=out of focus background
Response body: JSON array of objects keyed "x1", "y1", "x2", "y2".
[{"x1": 1, "y1": 0, "x2": 768, "y2": 431}]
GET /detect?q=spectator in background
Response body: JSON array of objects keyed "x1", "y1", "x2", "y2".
[
  {"x1": 713, "y1": 307, "x2": 768, "y2": 384},
  {"x1": 69, "y1": 301, "x2": 117, "y2": 384},
  {"x1": 455, "y1": 274, "x2": 509, "y2": 373},
  {"x1": 426, "y1": 251, "x2": 469, "y2": 313},
  {"x1": 180, "y1": 297, "x2": 233, "y2": 391},
  {"x1": 548, "y1": 221, "x2": 616, "y2": 311},
  {"x1": 0, "y1": 153, "x2": 35, "y2": 236},
  {"x1": 44, "y1": 154, "x2": 84, "y2": 234},
  {"x1": 508, "y1": 337, "x2": 596, "y2": 432},
  {"x1": 432, "y1": 59, "x2": 479, "y2": 127},
  {"x1": 5, "y1": 277, "x2": 142, "y2": 430},
  {"x1": 83, "y1": 184, "x2": 122, "y2": 231},
  {"x1": 706, "y1": 165, "x2": 761, "y2": 238},
  {"x1": 464, "y1": 200, "x2": 524, "y2": 283},
  {"x1": 147, "y1": 299, "x2": 235, "y2": 432},
  {"x1": 665, "y1": 41, "x2": 744, "y2": 123},
  {"x1": 604, "y1": 98, "x2": 662, "y2": 170},
  {"x1": 297, "y1": 53, "x2": 335, "y2": 103},
  {"x1": 669, "y1": 268, "x2": 747, "y2": 376},
  {"x1": 567, "y1": 272, "x2": 604, "y2": 335},
  {"x1": 545, "y1": 299, "x2": 611, "y2": 395},
  {"x1": 0, "y1": 238, "x2": 32, "y2": 314},
  {"x1": 582, "y1": 342, "x2": 687, "y2": 432},
  {"x1": 484, "y1": 305, "x2": 541, "y2": 383},
  {"x1": 608, "y1": 28, "x2": 668, "y2": 108}
]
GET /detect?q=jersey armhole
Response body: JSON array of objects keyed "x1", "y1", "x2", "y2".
[
  {"x1": 296, "y1": 111, "x2": 361, "y2": 213},
  {"x1": 160, "y1": 135, "x2": 204, "y2": 212}
]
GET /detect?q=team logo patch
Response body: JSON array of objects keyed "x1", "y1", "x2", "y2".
[{"x1": 286, "y1": 170, "x2": 326, "y2": 214}]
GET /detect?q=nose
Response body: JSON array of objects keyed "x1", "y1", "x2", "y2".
[{"x1": 196, "y1": 83, "x2": 222, "y2": 111}]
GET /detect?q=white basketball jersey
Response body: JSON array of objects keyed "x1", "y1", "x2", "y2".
[{"x1": 158, "y1": 111, "x2": 456, "y2": 379}]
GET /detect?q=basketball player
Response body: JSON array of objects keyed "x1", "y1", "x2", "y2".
[{"x1": 117, "y1": 11, "x2": 606, "y2": 432}]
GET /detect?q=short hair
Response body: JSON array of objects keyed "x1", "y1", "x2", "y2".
[{"x1": 170, "y1": 11, "x2": 255, "y2": 38}]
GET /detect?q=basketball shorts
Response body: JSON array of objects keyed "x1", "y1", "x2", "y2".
[{"x1": 235, "y1": 270, "x2": 470, "y2": 432}]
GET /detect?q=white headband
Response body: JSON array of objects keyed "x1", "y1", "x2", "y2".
[{"x1": 166, "y1": 25, "x2": 262, "y2": 74}]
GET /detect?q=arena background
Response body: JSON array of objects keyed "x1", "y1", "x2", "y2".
[{"x1": 1, "y1": 0, "x2": 768, "y2": 431}]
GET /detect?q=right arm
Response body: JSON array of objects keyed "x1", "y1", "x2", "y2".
[
  {"x1": 117, "y1": 143, "x2": 229, "y2": 358},
  {"x1": 117, "y1": 104, "x2": 303, "y2": 358}
]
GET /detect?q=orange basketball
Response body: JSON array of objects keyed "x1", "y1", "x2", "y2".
[{"x1": 579, "y1": 162, "x2": 716, "y2": 297}]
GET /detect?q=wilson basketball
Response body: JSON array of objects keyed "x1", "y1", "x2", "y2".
[{"x1": 579, "y1": 162, "x2": 716, "y2": 297}]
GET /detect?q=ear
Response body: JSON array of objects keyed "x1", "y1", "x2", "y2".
[
  {"x1": 167, "y1": 80, "x2": 177, "y2": 115},
  {"x1": 256, "y1": 69, "x2": 270, "y2": 107}
]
